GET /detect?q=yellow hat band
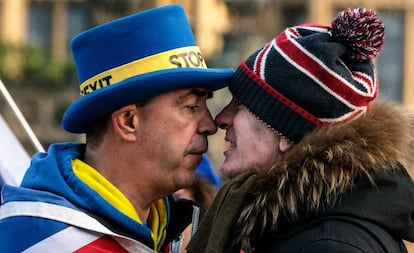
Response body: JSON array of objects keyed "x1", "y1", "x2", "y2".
[{"x1": 79, "y1": 46, "x2": 207, "y2": 96}]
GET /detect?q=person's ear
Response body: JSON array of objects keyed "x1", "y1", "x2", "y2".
[
  {"x1": 111, "y1": 104, "x2": 138, "y2": 142},
  {"x1": 279, "y1": 136, "x2": 293, "y2": 153}
]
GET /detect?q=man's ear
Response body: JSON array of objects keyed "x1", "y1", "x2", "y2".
[
  {"x1": 111, "y1": 104, "x2": 138, "y2": 142},
  {"x1": 279, "y1": 136, "x2": 293, "y2": 153}
]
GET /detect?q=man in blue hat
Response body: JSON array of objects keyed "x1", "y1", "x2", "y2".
[{"x1": 0, "y1": 4, "x2": 233, "y2": 253}]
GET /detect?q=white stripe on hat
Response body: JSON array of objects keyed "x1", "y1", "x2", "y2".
[
  {"x1": 274, "y1": 28, "x2": 373, "y2": 114},
  {"x1": 279, "y1": 27, "x2": 377, "y2": 101}
]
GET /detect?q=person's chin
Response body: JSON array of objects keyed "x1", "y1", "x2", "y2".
[
  {"x1": 181, "y1": 153, "x2": 202, "y2": 169},
  {"x1": 175, "y1": 172, "x2": 196, "y2": 190},
  {"x1": 220, "y1": 163, "x2": 240, "y2": 179}
]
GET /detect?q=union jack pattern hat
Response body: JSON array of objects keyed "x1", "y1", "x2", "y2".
[{"x1": 230, "y1": 8, "x2": 385, "y2": 143}]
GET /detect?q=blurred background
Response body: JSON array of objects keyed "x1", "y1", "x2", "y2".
[
  {"x1": 0, "y1": 0, "x2": 414, "y2": 166},
  {"x1": 1, "y1": 0, "x2": 411, "y2": 163},
  {"x1": 0, "y1": 0, "x2": 413, "y2": 249}
]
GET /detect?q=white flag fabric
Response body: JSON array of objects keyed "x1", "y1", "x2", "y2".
[{"x1": 0, "y1": 114, "x2": 30, "y2": 187}]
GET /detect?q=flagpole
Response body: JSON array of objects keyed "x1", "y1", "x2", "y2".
[{"x1": 0, "y1": 79, "x2": 45, "y2": 152}]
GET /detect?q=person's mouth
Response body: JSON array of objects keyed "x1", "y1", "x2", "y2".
[
  {"x1": 223, "y1": 137, "x2": 237, "y2": 158},
  {"x1": 224, "y1": 135, "x2": 236, "y2": 149},
  {"x1": 189, "y1": 146, "x2": 208, "y2": 155}
]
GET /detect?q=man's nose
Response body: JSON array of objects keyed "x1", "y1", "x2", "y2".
[{"x1": 199, "y1": 110, "x2": 218, "y2": 135}]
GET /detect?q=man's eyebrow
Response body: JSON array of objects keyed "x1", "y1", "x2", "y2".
[
  {"x1": 190, "y1": 88, "x2": 213, "y2": 98},
  {"x1": 178, "y1": 88, "x2": 213, "y2": 102}
]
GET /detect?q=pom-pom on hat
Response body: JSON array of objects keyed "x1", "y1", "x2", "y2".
[
  {"x1": 62, "y1": 4, "x2": 234, "y2": 133},
  {"x1": 230, "y1": 7, "x2": 385, "y2": 143}
]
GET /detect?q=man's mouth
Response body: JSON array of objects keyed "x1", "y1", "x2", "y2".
[{"x1": 189, "y1": 147, "x2": 208, "y2": 155}]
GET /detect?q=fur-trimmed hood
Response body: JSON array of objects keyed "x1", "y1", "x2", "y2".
[{"x1": 237, "y1": 100, "x2": 414, "y2": 245}]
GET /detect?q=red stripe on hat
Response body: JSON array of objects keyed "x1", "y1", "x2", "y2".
[
  {"x1": 254, "y1": 42, "x2": 272, "y2": 74},
  {"x1": 352, "y1": 71, "x2": 376, "y2": 95},
  {"x1": 276, "y1": 29, "x2": 376, "y2": 107},
  {"x1": 288, "y1": 27, "x2": 301, "y2": 38},
  {"x1": 240, "y1": 62, "x2": 327, "y2": 126},
  {"x1": 342, "y1": 108, "x2": 365, "y2": 123},
  {"x1": 74, "y1": 236, "x2": 129, "y2": 253}
]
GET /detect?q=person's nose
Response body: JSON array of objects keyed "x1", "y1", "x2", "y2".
[
  {"x1": 199, "y1": 109, "x2": 218, "y2": 136},
  {"x1": 215, "y1": 103, "x2": 234, "y2": 130}
]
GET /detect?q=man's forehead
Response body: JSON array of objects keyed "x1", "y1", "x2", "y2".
[{"x1": 176, "y1": 87, "x2": 213, "y2": 99}]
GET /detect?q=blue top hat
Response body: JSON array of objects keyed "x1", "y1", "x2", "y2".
[{"x1": 62, "y1": 4, "x2": 234, "y2": 133}]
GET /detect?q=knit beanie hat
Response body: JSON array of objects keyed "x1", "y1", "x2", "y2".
[{"x1": 230, "y1": 8, "x2": 385, "y2": 143}]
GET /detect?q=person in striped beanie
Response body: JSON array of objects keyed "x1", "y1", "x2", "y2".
[{"x1": 187, "y1": 7, "x2": 414, "y2": 253}]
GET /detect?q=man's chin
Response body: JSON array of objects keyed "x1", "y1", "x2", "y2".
[
  {"x1": 221, "y1": 162, "x2": 243, "y2": 179},
  {"x1": 177, "y1": 173, "x2": 196, "y2": 190},
  {"x1": 220, "y1": 166, "x2": 232, "y2": 179},
  {"x1": 187, "y1": 153, "x2": 203, "y2": 168}
]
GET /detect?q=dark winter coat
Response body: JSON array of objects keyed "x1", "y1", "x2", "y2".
[{"x1": 187, "y1": 100, "x2": 414, "y2": 253}]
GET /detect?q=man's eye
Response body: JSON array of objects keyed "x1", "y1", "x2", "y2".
[{"x1": 187, "y1": 105, "x2": 200, "y2": 112}]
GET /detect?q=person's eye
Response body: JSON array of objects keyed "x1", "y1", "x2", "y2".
[
  {"x1": 235, "y1": 99, "x2": 243, "y2": 108},
  {"x1": 232, "y1": 98, "x2": 241, "y2": 105},
  {"x1": 186, "y1": 105, "x2": 200, "y2": 113}
]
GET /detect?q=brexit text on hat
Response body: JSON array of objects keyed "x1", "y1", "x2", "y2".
[{"x1": 79, "y1": 46, "x2": 207, "y2": 96}]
